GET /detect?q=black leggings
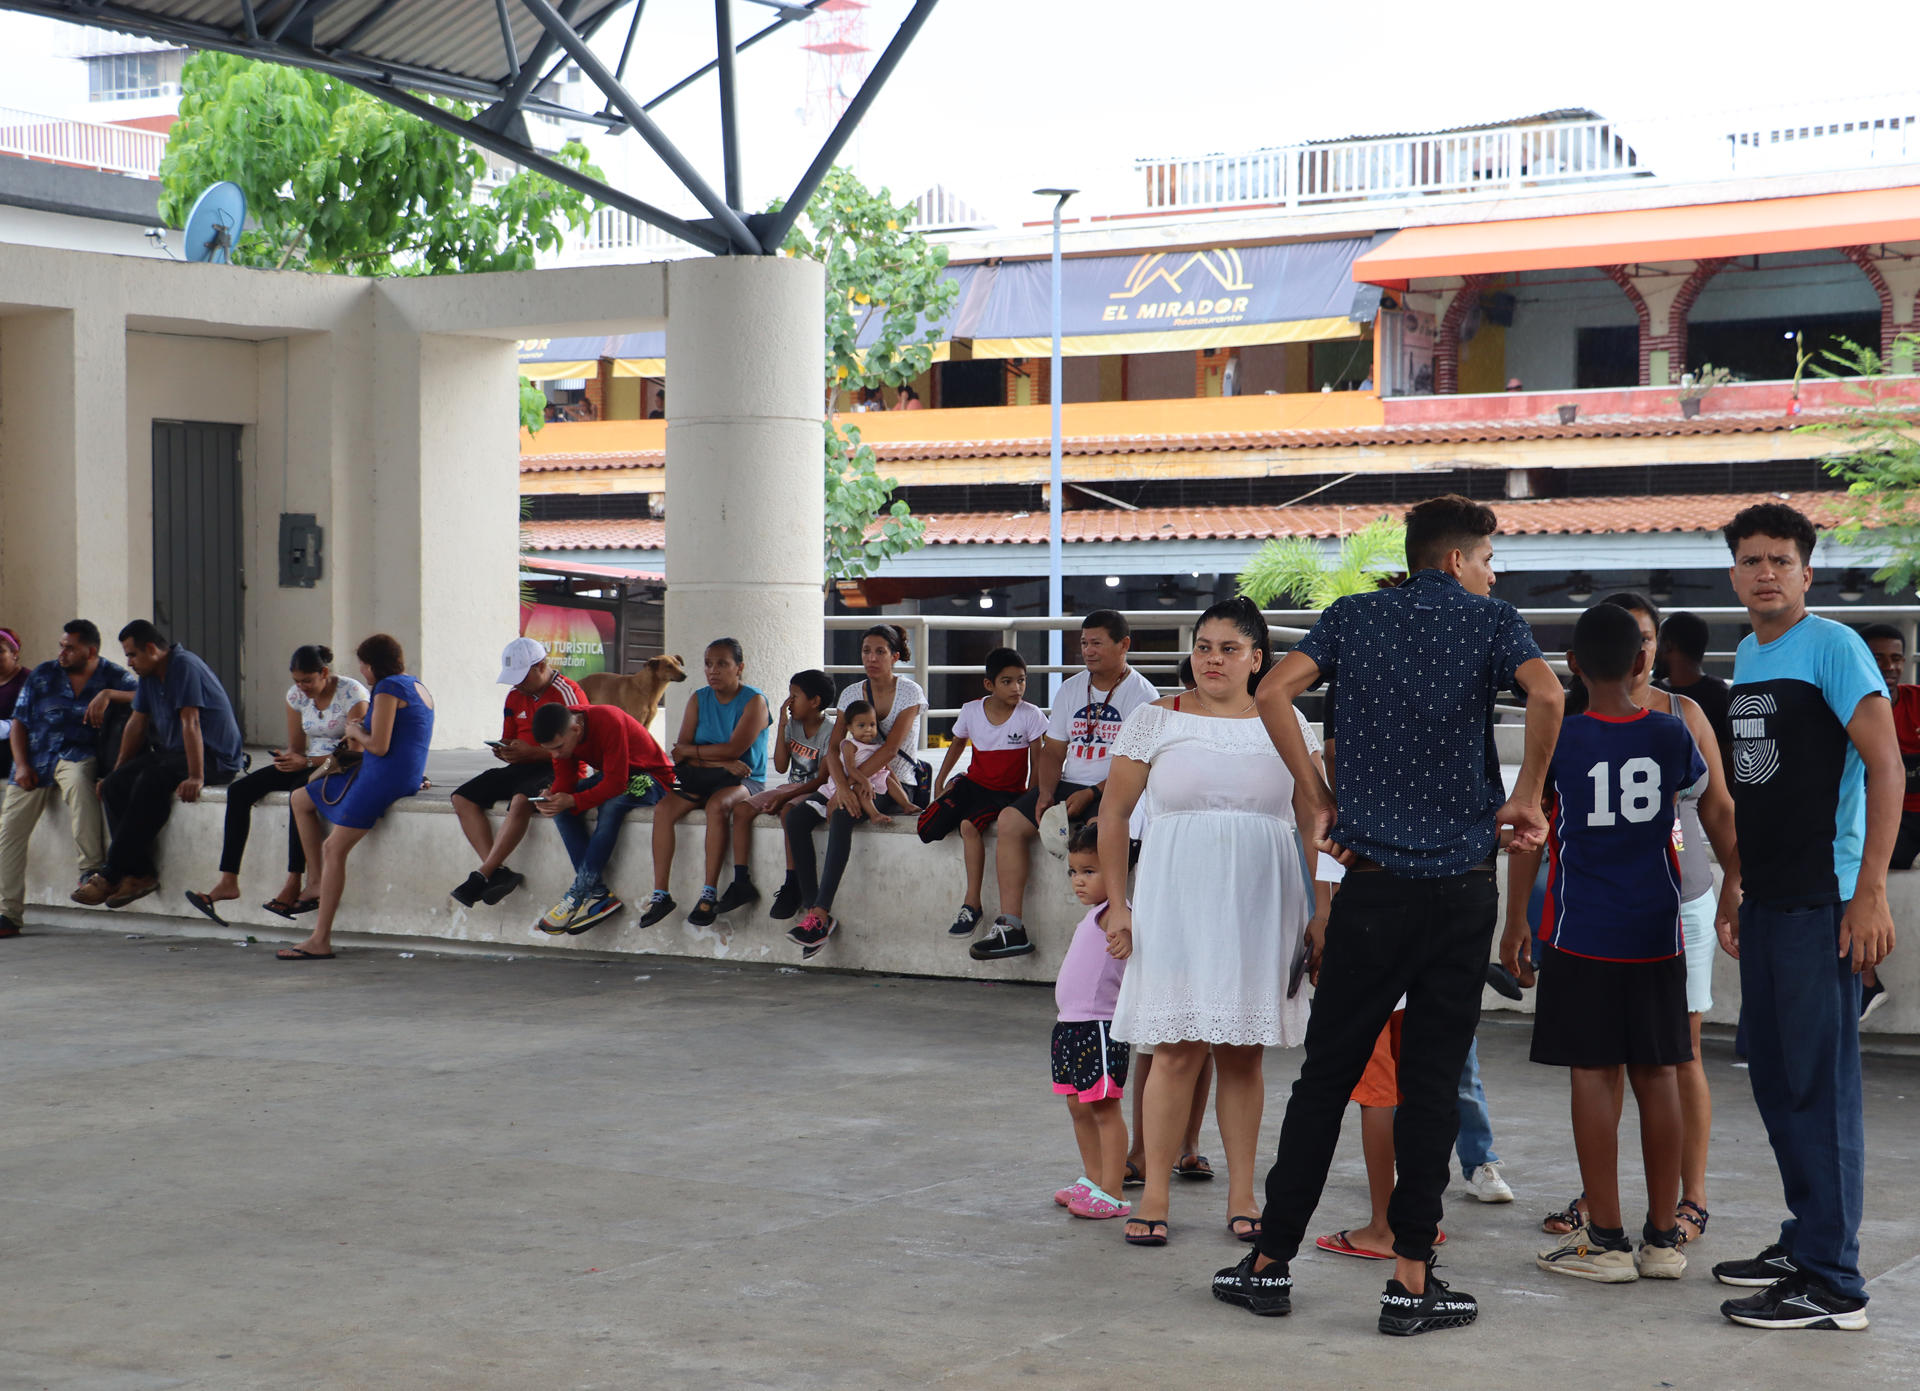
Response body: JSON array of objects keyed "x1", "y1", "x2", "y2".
[
  {"x1": 785, "y1": 794, "x2": 905, "y2": 915},
  {"x1": 220, "y1": 764, "x2": 312, "y2": 875}
]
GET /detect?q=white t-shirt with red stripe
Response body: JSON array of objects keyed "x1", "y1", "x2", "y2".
[{"x1": 952, "y1": 697, "x2": 1048, "y2": 793}]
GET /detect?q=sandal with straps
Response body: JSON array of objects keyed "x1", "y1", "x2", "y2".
[
  {"x1": 1541, "y1": 1191, "x2": 1587, "y2": 1236},
  {"x1": 1675, "y1": 1199, "x2": 1709, "y2": 1246}
]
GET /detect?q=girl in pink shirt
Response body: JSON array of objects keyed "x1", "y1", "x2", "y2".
[{"x1": 1052, "y1": 822, "x2": 1132, "y2": 1221}]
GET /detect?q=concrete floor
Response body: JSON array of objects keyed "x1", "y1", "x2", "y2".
[{"x1": 1, "y1": 924, "x2": 1916, "y2": 1391}]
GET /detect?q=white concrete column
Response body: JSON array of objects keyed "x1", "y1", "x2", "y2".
[
  {"x1": 664, "y1": 257, "x2": 826, "y2": 732},
  {"x1": 368, "y1": 320, "x2": 522, "y2": 746},
  {"x1": 0, "y1": 303, "x2": 128, "y2": 649}
]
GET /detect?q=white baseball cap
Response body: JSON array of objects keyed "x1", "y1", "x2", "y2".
[{"x1": 497, "y1": 636, "x2": 548, "y2": 685}]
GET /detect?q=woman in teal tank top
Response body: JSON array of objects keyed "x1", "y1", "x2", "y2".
[{"x1": 645, "y1": 637, "x2": 771, "y2": 930}]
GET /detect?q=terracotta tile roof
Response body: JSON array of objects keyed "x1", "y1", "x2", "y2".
[
  {"x1": 520, "y1": 451, "x2": 664, "y2": 474},
  {"x1": 525, "y1": 518, "x2": 666, "y2": 551},
  {"x1": 519, "y1": 408, "x2": 1849, "y2": 475},
  {"x1": 523, "y1": 493, "x2": 1844, "y2": 552},
  {"x1": 914, "y1": 492, "x2": 1844, "y2": 544}
]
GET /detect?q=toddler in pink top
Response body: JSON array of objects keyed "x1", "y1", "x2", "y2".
[{"x1": 1051, "y1": 821, "x2": 1132, "y2": 1221}]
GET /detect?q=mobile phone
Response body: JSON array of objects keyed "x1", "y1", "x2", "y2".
[{"x1": 487, "y1": 739, "x2": 510, "y2": 751}]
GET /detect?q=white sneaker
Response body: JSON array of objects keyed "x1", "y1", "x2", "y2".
[{"x1": 1465, "y1": 1162, "x2": 1513, "y2": 1203}]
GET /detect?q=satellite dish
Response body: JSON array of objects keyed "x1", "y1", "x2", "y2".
[{"x1": 183, "y1": 181, "x2": 248, "y2": 264}]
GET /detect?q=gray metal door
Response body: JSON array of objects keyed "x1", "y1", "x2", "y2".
[{"x1": 152, "y1": 421, "x2": 244, "y2": 724}]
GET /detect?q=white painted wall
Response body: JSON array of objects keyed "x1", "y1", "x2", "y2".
[{"x1": 0, "y1": 204, "x2": 165, "y2": 258}]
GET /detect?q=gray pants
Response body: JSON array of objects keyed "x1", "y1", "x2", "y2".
[{"x1": 0, "y1": 758, "x2": 105, "y2": 921}]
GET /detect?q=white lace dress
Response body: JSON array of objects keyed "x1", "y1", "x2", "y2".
[{"x1": 1110, "y1": 702, "x2": 1316, "y2": 1048}]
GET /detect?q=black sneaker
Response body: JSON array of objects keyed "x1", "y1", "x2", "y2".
[
  {"x1": 768, "y1": 881, "x2": 802, "y2": 921},
  {"x1": 479, "y1": 867, "x2": 524, "y2": 906},
  {"x1": 788, "y1": 911, "x2": 836, "y2": 959},
  {"x1": 638, "y1": 893, "x2": 676, "y2": 929},
  {"x1": 687, "y1": 893, "x2": 718, "y2": 927},
  {"x1": 948, "y1": 903, "x2": 983, "y2": 937},
  {"x1": 450, "y1": 871, "x2": 488, "y2": 907},
  {"x1": 714, "y1": 879, "x2": 760, "y2": 915},
  {"x1": 1860, "y1": 978, "x2": 1889, "y2": 1024},
  {"x1": 1714, "y1": 1243, "x2": 1799, "y2": 1287},
  {"x1": 969, "y1": 919, "x2": 1033, "y2": 960},
  {"x1": 1378, "y1": 1264, "x2": 1478, "y2": 1337},
  {"x1": 1484, "y1": 962, "x2": 1524, "y2": 1001},
  {"x1": 1721, "y1": 1272, "x2": 1869, "y2": 1331},
  {"x1": 1211, "y1": 1250, "x2": 1292, "y2": 1317}
]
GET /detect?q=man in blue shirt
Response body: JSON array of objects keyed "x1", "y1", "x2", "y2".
[
  {"x1": 0, "y1": 620, "x2": 137, "y2": 935},
  {"x1": 1711, "y1": 503, "x2": 1898, "y2": 1332},
  {"x1": 1213, "y1": 495, "x2": 1564, "y2": 1336},
  {"x1": 73, "y1": 620, "x2": 243, "y2": 911}
]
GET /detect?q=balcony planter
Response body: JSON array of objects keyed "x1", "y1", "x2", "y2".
[
  {"x1": 1676, "y1": 362, "x2": 1730, "y2": 421},
  {"x1": 1680, "y1": 398, "x2": 1702, "y2": 419},
  {"x1": 1557, "y1": 404, "x2": 1578, "y2": 424}
]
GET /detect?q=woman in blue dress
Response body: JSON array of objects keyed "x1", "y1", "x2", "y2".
[{"x1": 278, "y1": 634, "x2": 435, "y2": 960}]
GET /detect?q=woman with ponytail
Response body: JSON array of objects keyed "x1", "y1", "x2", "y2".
[
  {"x1": 1098, "y1": 597, "x2": 1323, "y2": 1247},
  {"x1": 184, "y1": 644, "x2": 367, "y2": 924}
]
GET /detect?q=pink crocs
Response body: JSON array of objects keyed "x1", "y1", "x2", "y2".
[
  {"x1": 1055, "y1": 1180, "x2": 1094, "y2": 1208},
  {"x1": 1069, "y1": 1188, "x2": 1133, "y2": 1220}
]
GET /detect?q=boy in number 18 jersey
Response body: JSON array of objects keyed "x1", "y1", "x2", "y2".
[{"x1": 1501, "y1": 603, "x2": 1711, "y2": 1284}]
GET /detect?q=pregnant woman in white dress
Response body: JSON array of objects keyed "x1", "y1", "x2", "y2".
[{"x1": 1099, "y1": 597, "x2": 1321, "y2": 1246}]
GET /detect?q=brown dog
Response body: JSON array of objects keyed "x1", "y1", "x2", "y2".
[{"x1": 580, "y1": 653, "x2": 688, "y2": 730}]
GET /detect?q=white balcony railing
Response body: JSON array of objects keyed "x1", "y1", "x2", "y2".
[
  {"x1": 0, "y1": 104, "x2": 167, "y2": 179},
  {"x1": 1136, "y1": 117, "x2": 1650, "y2": 213}
]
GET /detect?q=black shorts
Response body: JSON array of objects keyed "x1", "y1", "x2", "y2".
[
  {"x1": 917, "y1": 776, "x2": 1019, "y2": 841},
  {"x1": 1051, "y1": 1019, "x2": 1129, "y2": 1103},
  {"x1": 452, "y1": 760, "x2": 551, "y2": 808},
  {"x1": 1008, "y1": 780, "x2": 1102, "y2": 828},
  {"x1": 1530, "y1": 945, "x2": 1692, "y2": 1068}
]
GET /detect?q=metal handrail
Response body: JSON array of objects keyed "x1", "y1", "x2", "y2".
[{"x1": 823, "y1": 604, "x2": 1920, "y2": 723}]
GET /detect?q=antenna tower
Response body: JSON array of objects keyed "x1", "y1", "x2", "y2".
[{"x1": 803, "y1": 0, "x2": 871, "y2": 127}]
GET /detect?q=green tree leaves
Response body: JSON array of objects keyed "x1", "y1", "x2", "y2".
[
  {"x1": 159, "y1": 52, "x2": 598, "y2": 276},
  {"x1": 1802, "y1": 333, "x2": 1920, "y2": 591},
  {"x1": 1236, "y1": 518, "x2": 1406, "y2": 610},
  {"x1": 774, "y1": 169, "x2": 957, "y2": 583}
]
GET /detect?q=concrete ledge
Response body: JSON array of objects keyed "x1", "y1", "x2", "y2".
[{"x1": 19, "y1": 782, "x2": 1920, "y2": 1035}]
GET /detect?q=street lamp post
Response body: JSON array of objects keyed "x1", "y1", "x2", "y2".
[{"x1": 1035, "y1": 187, "x2": 1077, "y2": 696}]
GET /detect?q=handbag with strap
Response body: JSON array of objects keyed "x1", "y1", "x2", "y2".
[{"x1": 309, "y1": 747, "x2": 363, "y2": 806}]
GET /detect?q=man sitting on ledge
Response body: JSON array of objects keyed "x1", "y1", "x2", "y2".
[
  {"x1": 530, "y1": 701, "x2": 674, "y2": 937},
  {"x1": 74, "y1": 620, "x2": 243, "y2": 910}
]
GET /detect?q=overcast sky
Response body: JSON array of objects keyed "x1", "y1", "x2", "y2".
[{"x1": 4, "y1": 0, "x2": 1917, "y2": 227}]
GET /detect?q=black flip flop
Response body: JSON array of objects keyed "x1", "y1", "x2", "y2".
[
  {"x1": 275, "y1": 947, "x2": 335, "y2": 960},
  {"x1": 290, "y1": 897, "x2": 320, "y2": 915},
  {"x1": 1123, "y1": 1219, "x2": 1169, "y2": 1247},
  {"x1": 183, "y1": 891, "x2": 229, "y2": 926},
  {"x1": 1228, "y1": 1215, "x2": 1262, "y2": 1243},
  {"x1": 261, "y1": 898, "x2": 298, "y2": 920},
  {"x1": 1175, "y1": 1153, "x2": 1215, "y2": 1181},
  {"x1": 1122, "y1": 1160, "x2": 1145, "y2": 1189}
]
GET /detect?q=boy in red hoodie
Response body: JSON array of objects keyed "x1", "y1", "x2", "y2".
[{"x1": 531, "y1": 702, "x2": 674, "y2": 934}]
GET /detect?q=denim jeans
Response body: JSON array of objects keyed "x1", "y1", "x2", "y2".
[
  {"x1": 1739, "y1": 898, "x2": 1867, "y2": 1300},
  {"x1": 1257, "y1": 865, "x2": 1497, "y2": 1264},
  {"x1": 1455, "y1": 1039, "x2": 1500, "y2": 1175},
  {"x1": 552, "y1": 779, "x2": 663, "y2": 899}
]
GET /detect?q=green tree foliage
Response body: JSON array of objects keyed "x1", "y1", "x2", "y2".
[
  {"x1": 1236, "y1": 517, "x2": 1406, "y2": 609},
  {"x1": 519, "y1": 378, "x2": 548, "y2": 435},
  {"x1": 159, "y1": 52, "x2": 599, "y2": 275},
  {"x1": 1801, "y1": 333, "x2": 1920, "y2": 590},
  {"x1": 773, "y1": 168, "x2": 958, "y2": 582}
]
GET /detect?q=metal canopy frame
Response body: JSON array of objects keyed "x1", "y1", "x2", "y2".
[{"x1": 0, "y1": 0, "x2": 941, "y2": 255}]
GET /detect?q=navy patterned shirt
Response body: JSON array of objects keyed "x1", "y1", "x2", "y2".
[
  {"x1": 1294, "y1": 569, "x2": 1542, "y2": 878},
  {"x1": 11, "y1": 658, "x2": 137, "y2": 781}
]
